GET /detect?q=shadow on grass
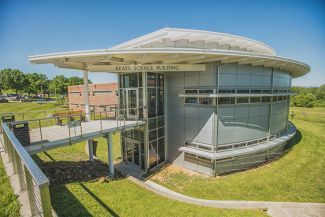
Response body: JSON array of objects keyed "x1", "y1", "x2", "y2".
[
  {"x1": 79, "y1": 183, "x2": 119, "y2": 217},
  {"x1": 50, "y1": 184, "x2": 93, "y2": 217},
  {"x1": 33, "y1": 153, "x2": 123, "y2": 216}
]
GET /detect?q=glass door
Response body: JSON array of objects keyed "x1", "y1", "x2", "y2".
[{"x1": 126, "y1": 88, "x2": 138, "y2": 119}]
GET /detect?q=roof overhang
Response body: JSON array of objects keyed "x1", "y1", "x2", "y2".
[{"x1": 29, "y1": 48, "x2": 310, "y2": 78}]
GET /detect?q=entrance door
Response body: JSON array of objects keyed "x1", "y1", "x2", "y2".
[
  {"x1": 125, "y1": 139, "x2": 141, "y2": 167},
  {"x1": 125, "y1": 88, "x2": 138, "y2": 119}
]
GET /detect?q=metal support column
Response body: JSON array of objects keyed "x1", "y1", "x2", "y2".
[
  {"x1": 83, "y1": 70, "x2": 93, "y2": 161},
  {"x1": 107, "y1": 132, "x2": 114, "y2": 175},
  {"x1": 88, "y1": 140, "x2": 94, "y2": 162},
  {"x1": 83, "y1": 70, "x2": 91, "y2": 122}
]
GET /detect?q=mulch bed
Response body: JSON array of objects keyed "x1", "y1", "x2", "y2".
[{"x1": 38, "y1": 160, "x2": 124, "y2": 184}]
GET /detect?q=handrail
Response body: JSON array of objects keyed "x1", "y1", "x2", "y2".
[
  {"x1": 1, "y1": 123, "x2": 53, "y2": 216},
  {"x1": 2, "y1": 123, "x2": 49, "y2": 185}
]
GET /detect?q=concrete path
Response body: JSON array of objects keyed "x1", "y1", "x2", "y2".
[{"x1": 125, "y1": 176, "x2": 325, "y2": 217}]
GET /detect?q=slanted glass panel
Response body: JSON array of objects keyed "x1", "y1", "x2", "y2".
[
  {"x1": 119, "y1": 74, "x2": 123, "y2": 88},
  {"x1": 237, "y1": 97, "x2": 249, "y2": 104},
  {"x1": 262, "y1": 96, "x2": 270, "y2": 102},
  {"x1": 158, "y1": 89, "x2": 164, "y2": 116},
  {"x1": 158, "y1": 74, "x2": 164, "y2": 89},
  {"x1": 149, "y1": 141, "x2": 159, "y2": 169},
  {"x1": 199, "y1": 89, "x2": 213, "y2": 94},
  {"x1": 237, "y1": 89, "x2": 249, "y2": 93},
  {"x1": 185, "y1": 97, "x2": 198, "y2": 104},
  {"x1": 158, "y1": 138, "x2": 165, "y2": 164},
  {"x1": 158, "y1": 127, "x2": 164, "y2": 138},
  {"x1": 250, "y1": 97, "x2": 261, "y2": 103},
  {"x1": 148, "y1": 118, "x2": 157, "y2": 130},
  {"x1": 218, "y1": 97, "x2": 235, "y2": 105},
  {"x1": 219, "y1": 89, "x2": 236, "y2": 93},
  {"x1": 123, "y1": 73, "x2": 138, "y2": 88},
  {"x1": 138, "y1": 72, "x2": 143, "y2": 87},
  {"x1": 185, "y1": 89, "x2": 198, "y2": 94},
  {"x1": 138, "y1": 88, "x2": 143, "y2": 106},
  {"x1": 148, "y1": 88, "x2": 157, "y2": 118},
  {"x1": 199, "y1": 98, "x2": 213, "y2": 105},
  {"x1": 149, "y1": 129, "x2": 157, "y2": 141},
  {"x1": 147, "y1": 73, "x2": 156, "y2": 87},
  {"x1": 251, "y1": 89, "x2": 262, "y2": 93},
  {"x1": 158, "y1": 116, "x2": 164, "y2": 127}
]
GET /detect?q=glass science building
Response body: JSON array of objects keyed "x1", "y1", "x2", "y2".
[{"x1": 29, "y1": 28, "x2": 310, "y2": 176}]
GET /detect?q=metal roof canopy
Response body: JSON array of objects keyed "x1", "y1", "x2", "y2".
[{"x1": 28, "y1": 28, "x2": 310, "y2": 78}]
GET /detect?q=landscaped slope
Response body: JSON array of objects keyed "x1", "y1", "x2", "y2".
[
  {"x1": 35, "y1": 142, "x2": 267, "y2": 217},
  {"x1": 151, "y1": 107, "x2": 325, "y2": 202}
]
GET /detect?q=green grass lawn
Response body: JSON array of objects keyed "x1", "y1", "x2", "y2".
[
  {"x1": 35, "y1": 141, "x2": 267, "y2": 217},
  {"x1": 0, "y1": 159, "x2": 20, "y2": 217},
  {"x1": 151, "y1": 107, "x2": 325, "y2": 203},
  {"x1": 0, "y1": 102, "x2": 67, "y2": 121}
]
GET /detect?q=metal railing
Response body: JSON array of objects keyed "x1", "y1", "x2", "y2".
[
  {"x1": 184, "y1": 122, "x2": 295, "y2": 153},
  {"x1": 1, "y1": 123, "x2": 53, "y2": 217},
  {"x1": 2, "y1": 105, "x2": 145, "y2": 154}
]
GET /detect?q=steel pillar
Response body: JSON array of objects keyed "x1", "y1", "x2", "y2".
[{"x1": 107, "y1": 132, "x2": 114, "y2": 175}]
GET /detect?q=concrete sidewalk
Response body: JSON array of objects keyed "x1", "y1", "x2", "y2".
[{"x1": 126, "y1": 176, "x2": 325, "y2": 217}]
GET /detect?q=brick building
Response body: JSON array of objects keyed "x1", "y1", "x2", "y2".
[{"x1": 68, "y1": 82, "x2": 118, "y2": 111}]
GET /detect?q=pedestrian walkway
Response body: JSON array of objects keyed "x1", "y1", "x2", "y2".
[{"x1": 124, "y1": 175, "x2": 325, "y2": 217}]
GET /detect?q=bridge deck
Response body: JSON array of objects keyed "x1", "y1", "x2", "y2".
[{"x1": 25, "y1": 120, "x2": 144, "y2": 154}]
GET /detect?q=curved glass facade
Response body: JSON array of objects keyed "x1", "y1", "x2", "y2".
[{"x1": 166, "y1": 62, "x2": 293, "y2": 175}]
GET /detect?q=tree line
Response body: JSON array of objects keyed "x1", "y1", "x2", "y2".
[
  {"x1": 291, "y1": 85, "x2": 325, "y2": 107},
  {"x1": 0, "y1": 68, "x2": 91, "y2": 97}
]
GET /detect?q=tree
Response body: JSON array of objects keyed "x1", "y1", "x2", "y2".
[
  {"x1": 0, "y1": 68, "x2": 30, "y2": 95},
  {"x1": 291, "y1": 93, "x2": 316, "y2": 108},
  {"x1": 25, "y1": 73, "x2": 49, "y2": 97},
  {"x1": 49, "y1": 75, "x2": 91, "y2": 96},
  {"x1": 316, "y1": 84, "x2": 325, "y2": 101},
  {"x1": 49, "y1": 75, "x2": 68, "y2": 96}
]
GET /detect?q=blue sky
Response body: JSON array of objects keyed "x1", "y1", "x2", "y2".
[{"x1": 0, "y1": 0, "x2": 324, "y2": 86}]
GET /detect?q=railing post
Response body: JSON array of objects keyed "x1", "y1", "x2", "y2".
[
  {"x1": 107, "y1": 132, "x2": 114, "y2": 176},
  {"x1": 25, "y1": 168, "x2": 38, "y2": 216},
  {"x1": 100, "y1": 112, "x2": 103, "y2": 132},
  {"x1": 2, "y1": 133, "x2": 8, "y2": 153},
  {"x1": 15, "y1": 152, "x2": 27, "y2": 190},
  {"x1": 11, "y1": 149, "x2": 18, "y2": 174},
  {"x1": 8, "y1": 141, "x2": 13, "y2": 163},
  {"x1": 39, "y1": 119, "x2": 43, "y2": 149},
  {"x1": 39, "y1": 184, "x2": 53, "y2": 217}
]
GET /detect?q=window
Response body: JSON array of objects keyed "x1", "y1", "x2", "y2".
[
  {"x1": 199, "y1": 98, "x2": 213, "y2": 105},
  {"x1": 218, "y1": 97, "x2": 235, "y2": 105},
  {"x1": 93, "y1": 90, "x2": 112, "y2": 95},
  {"x1": 250, "y1": 97, "x2": 261, "y2": 103},
  {"x1": 262, "y1": 96, "x2": 270, "y2": 102},
  {"x1": 237, "y1": 89, "x2": 249, "y2": 93},
  {"x1": 199, "y1": 89, "x2": 213, "y2": 94},
  {"x1": 185, "y1": 89, "x2": 198, "y2": 94},
  {"x1": 219, "y1": 89, "x2": 235, "y2": 93},
  {"x1": 147, "y1": 73, "x2": 156, "y2": 87},
  {"x1": 272, "y1": 96, "x2": 278, "y2": 102},
  {"x1": 236, "y1": 97, "x2": 249, "y2": 104},
  {"x1": 185, "y1": 97, "x2": 197, "y2": 104},
  {"x1": 70, "y1": 91, "x2": 81, "y2": 95},
  {"x1": 251, "y1": 89, "x2": 262, "y2": 93},
  {"x1": 262, "y1": 89, "x2": 271, "y2": 93}
]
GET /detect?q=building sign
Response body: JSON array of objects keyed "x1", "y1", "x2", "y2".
[{"x1": 103, "y1": 64, "x2": 206, "y2": 72}]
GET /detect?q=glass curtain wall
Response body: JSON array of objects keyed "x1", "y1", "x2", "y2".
[
  {"x1": 119, "y1": 73, "x2": 145, "y2": 169},
  {"x1": 119, "y1": 72, "x2": 166, "y2": 171},
  {"x1": 147, "y1": 73, "x2": 165, "y2": 169}
]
